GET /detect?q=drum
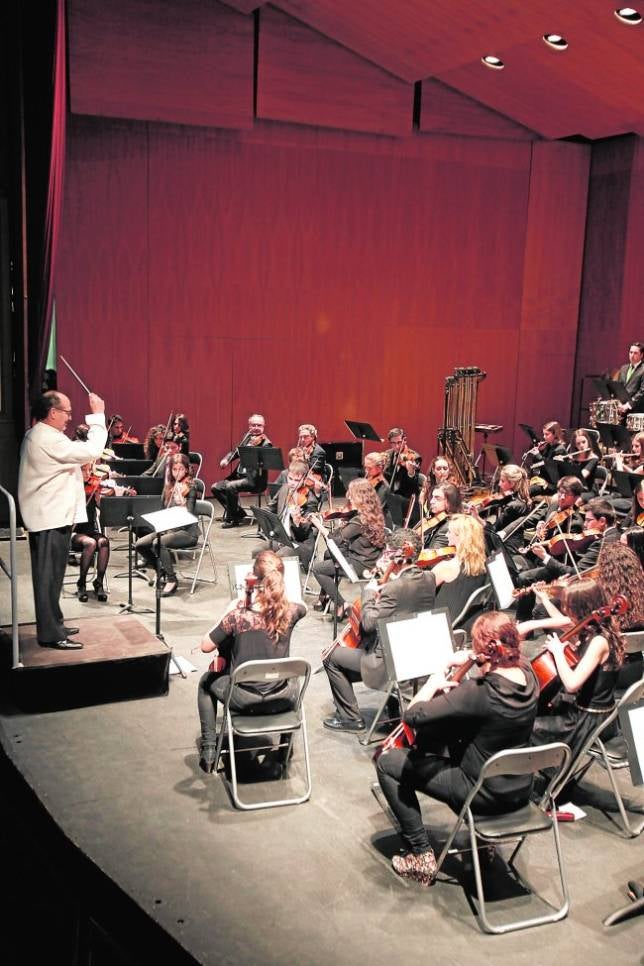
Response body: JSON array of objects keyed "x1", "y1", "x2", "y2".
[
  {"x1": 593, "y1": 399, "x2": 621, "y2": 425},
  {"x1": 626, "y1": 413, "x2": 644, "y2": 433}
]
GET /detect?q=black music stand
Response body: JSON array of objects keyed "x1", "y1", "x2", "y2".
[
  {"x1": 337, "y1": 466, "x2": 362, "y2": 496},
  {"x1": 607, "y1": 379, "x2": 632, "y2": 404},
  {"x1": 239, "y1": 446, "x2": 284, "y2": 539},
  {"x1": 592, "y1": 376, "x2": 612, "y2": 399},
  {"x1": 596, "y1": 422, "x2": 632, "y2": 451},
  {"x1": 116, "y1": 476, "x2": 164, "y2": 496},
  {"x1": 141, "y1": 506, "x2": 198, "y2": 679},
  {"x1": 250, "y1": 507, "x2": 295, "y2": 552},
  {"x1": 344, "y1": 420, "x2": 382, "y2": 442},
  {"x1": 99, "y1": 495, "x2": 161, "y2": 615},
  {"x1": 519, "y1": 423, "x2": 540, "y2": 446},
  {"x1": 478, "y1": 443, "x2": 513, "y2": 486},
  {"x1": 613, "y1": 470, "x2": 642, "y2": 499}
]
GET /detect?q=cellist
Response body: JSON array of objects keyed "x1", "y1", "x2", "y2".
[{"x1": 322, "y1": 529, "x2": 436, "y2": 733}]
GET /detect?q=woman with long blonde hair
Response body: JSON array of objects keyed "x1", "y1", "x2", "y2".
[
  {"x1": 197, "y1": 550, "x2": 306, "y2": 772},
  {"x1": 313, "y1": 477, "x2": 386, "y2": 618},
  {"x1": 431, "y1": 513, "x2": 489, "y2": 627}
]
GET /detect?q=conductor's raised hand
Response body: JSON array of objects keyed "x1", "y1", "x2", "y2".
[{"x1": 88, "y1": 393, "x2": 105, "y2": 414}]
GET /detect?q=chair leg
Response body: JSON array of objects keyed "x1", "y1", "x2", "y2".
[
  {"x1": 595, "y1": 742, "x2": 644, "y2": 837},
  {"x1": 360, "y1": 684, "x2": 394, "y2": 746}
]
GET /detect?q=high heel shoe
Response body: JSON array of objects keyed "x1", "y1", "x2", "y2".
[
  {"x1": 93, "y1": 578, "x2": 108, "y2": 602},
  {"x1": 77, "y1": 581, "x2": 88, "y2": 603},
  {"x1": 199, "y1": 741, "x2": 218, "y2": 774},
  {"x1": 161, "y1": 580, "x2": 178, "y2": 597}
]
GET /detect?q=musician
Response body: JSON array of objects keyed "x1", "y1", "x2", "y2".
[
  {"x1": 376, "y1": 611, "x2": 539, "y2": 885},
  {"x1": 614, "y1": 431, "x2": 644, "y2": 476},
  {"x1": 426, "y1": 455, "x2": 459, "y2": 489},
  {"x1": 197, "y1": 550, "x2": 306, "y2": 773},
  {"x1": 558, "y1": 429, "x2": 602, "y2": 492},
  {"x1": 617, "y1": 342, "x2": 644, "y2": 414},
  {"x1": 323, "y1": 529, "x2": 436, "y2": 733},
  {"x1": 294, "y1": 424, "x2": 326, "y2": 476},
  {"x1": 18, "y1": 390, "x2": 107, "y2": 649},
  {"x1": 530, "y1": 498, "x2": 618, "y2": 578},
  {"x1": 211, "y1": 414, "x2": 271, "y2": 528},
  {"x1": 72, "y1": 464, "x2": 111, "y2": 602},
  {"x1": 312, "y1": 478, "x2": 386, "y2": 618},
  {"x1": 421, "y1": 483, "x2": 462, "y2": 550},
  {"x1": 383, "y1": 428, "x2": 423, "y2": 501},
  {"x1": 523, "y1": 475, "x2": 584, "y2": 543},
  {"x1": 141, "y1": 434, "x2": 179, "y2": 478},
  {"x1": 172, "y1": 413, "x2": 190, "y2": 455},
  {"x1": 266, "y1": 458, "x2": 321, "y2": 569},
  {"x1": 432, "y1": 514, "x2": 488, "y2": 628},
  {"x1": 363, "y1": 452, "x2": 393, "y2": 526},
  {"x1": 527, "y1": 421, "x2": 567, "y2": 495},
  {"x1": 530, "y1": 581, "x2": 624, "y2": 779},
  {"x1": 109, "y1": 414, "x2": 139, "y2": 445},
  {"x1": 621, "y1": 526, "x2": 644, "y2": 566},
  {"x1": 597, "y1": 541, "x2": 644, "y2": 690},
  {"x1": 143, "y1": 424, "x2": 166, "y2": 462},
  {"x1": 135, "y1": 454, "x2": 199, "y2": 596}
]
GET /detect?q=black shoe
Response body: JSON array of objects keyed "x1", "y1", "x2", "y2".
[
  {"x1": 161, "y1": 580, "x2": 178, "y2": 597},
  {"x1": 222, "y1": 519, "x2": 240, "y2": 529},
  {"x1": 64, "y1": 626, "x2": 80, "y2": 636},
  {"x1": 93, "y1": 579, "x2": 108, "y2": 602},
  {"x1": 323, "y1": 714, "x2": 365, "y2": 733},
  {"x1": 77, "y1": 582, "x2": 88, "y2": 602},
  {"x1": 199, "y1": 742, "x2": 218, "y2": 774},
  {"x1": 313, "y1": 594, "x2": 329, "y2": 612},
  {"x1": 39, "y1": 638, "x2": 84, "y2": 650}
]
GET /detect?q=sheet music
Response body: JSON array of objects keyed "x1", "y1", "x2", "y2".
[
  {"x1": 228, "y1": 559, "x2": 303, "y2": 605},
  {"x1": 141, "y1": 506, "x2": 197, "y2": 533},
  {"x1": 383, "y1": 610, "x2": 454, "y2": 682}
]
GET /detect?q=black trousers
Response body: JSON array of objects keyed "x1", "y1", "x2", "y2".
[
  {"x1": 212, "y1": 477, "x2": 257, "y2": 520},
  {"x1": 324, "y1": 645, "x2": 363, "y2": 719},
  {"x1": 28, "y1": 525, "x2": 72, "y2": 644}
]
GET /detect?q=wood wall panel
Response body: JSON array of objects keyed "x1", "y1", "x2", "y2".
[
  {"x1": 68, "y1": 0, "x2": 254, "y2": 128},
  {"x1": 56, "y1": 116, "x2": 596, "y2": 484},
  {"x1": 515, "y1": 140, "x2": 590, "y2": 449},
  {"x1": 257, "y1": 6, "x2": 413, "y2": 136},
  {"x1": 420, "y1": 80, "x2": 536, "y2": 141}
]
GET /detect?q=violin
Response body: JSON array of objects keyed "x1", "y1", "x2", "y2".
[
  {"x1": 529, "y1": 527, "x2": 603, "y2": 559},
  {"x1": 413, "y1": 510, "x2": 447, "y2": 535},
  {"x1": 512, "y1": 567, "x2": 600, "y2": 600},
  {"x1": 531, "y1": 593, "x2": 629, "y2": 709},
  {"x1": 637, "y1": 512, "x2": 644, "y2": 527},
  {"x1": 417, "y1": 545, "x2": 456, "y2": 569},
  {"x1": 465, "y1": 491, "x2": 511, "y2": 513},
  {"x1": 373, "y1": 653, "x2": 477, "y2": 762}
]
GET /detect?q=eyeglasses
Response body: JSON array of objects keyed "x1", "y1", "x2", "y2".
[{"x1": 55, "y1": 408, "x2": 72, "y2": 415}]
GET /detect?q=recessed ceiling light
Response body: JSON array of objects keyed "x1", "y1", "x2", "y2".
[
  {"x1": 543, "y1": 33, "x2": 569, "y2": 49},
  {"x1": 615, "y1": 7, "x2": 642, "y2": 24},
  {"x1": 481, "y1": 55, "x2": 504, "y2": 70}
]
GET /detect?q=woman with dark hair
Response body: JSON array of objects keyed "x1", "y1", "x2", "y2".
[
  {"x1": 420, "y1": 482, "x2": 463, "y2": 550},
  {"x1": 135, "y1": 453, "x2": 198, "y2": 596},
  {"x1": 197, "y1": 550, "x2": 306, "y2": 772},
  {"x1": 313, "y1": 477, "x2": 386, "y2": 618},
  {"x1": 621, "y1": 526, "x2": 644, "y2": 567},
  {"x1": 172, "y1": 413, "x2": 190, "y2": 455},
  {"x1": 598, "y1": 542, "x2": 644, "y2": 690},
  {"x1": 531, "y1": 580, "x2": 624, "y2": 762},
  {"x1": 562, "y1": 428, "x2": 601, "y2": 492},
  {"x1": 376, "y1": 611, "x2": 539, "y2": 886}
]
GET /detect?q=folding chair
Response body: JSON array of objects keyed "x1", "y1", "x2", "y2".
[
  {"x1": 173, "y1": 499, "x2": 217, "y2": 594},
  {"x1": 188, "y1": 451, "x2": 203, "y2": 479},
  {"x1": 432, "y1": 742, "x2": 572, "y2": 934},
  {"x1": 549, "y1": 677, "x2": 644, "y2": 837},
  {"x1": 213, "y1": 658, "x2": 312, "y2": 810}
]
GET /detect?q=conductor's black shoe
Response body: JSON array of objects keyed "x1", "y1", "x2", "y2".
[
  {"x1": 323, "y1": 715, "x2": 365, "y2": 733},
  {"x1": 39, "y1": 638, "x2": 84, "y2": 650}
]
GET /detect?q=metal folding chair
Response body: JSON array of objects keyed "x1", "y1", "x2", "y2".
[
  {"x1": 213, "y1": 658, "x2": 312, "y2": 810},
  {"x1": 432, "y1": 742, "x2": 572, "y2": 934},
  {"x1": 174, "y1": 499, "x2": 217, "y2": 594}
]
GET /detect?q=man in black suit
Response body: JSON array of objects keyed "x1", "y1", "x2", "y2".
[
  {"x1": 322, "y1": 528, "x2": 436, "y2": 732},
  {"x1": 618, "y1": 342, "x2": 644, "y2": 415},
  {"x1": 211, "y1": 414, "x2": 271, "y2": 527}
]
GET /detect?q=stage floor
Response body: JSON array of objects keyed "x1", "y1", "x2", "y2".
[{"x1": 0, "y1": 511, "x2": 642, "y2": 964}]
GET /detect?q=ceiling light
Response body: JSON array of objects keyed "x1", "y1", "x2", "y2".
[
  {"x1": 543, "y1": 33, "x2": 569, "y2": 49},
  {"x1": 481, "y1": 55, "x2": 504, "y2": 70},
  {"x1": 614, "y1": 7, "x2": 642, "y2": 23}
]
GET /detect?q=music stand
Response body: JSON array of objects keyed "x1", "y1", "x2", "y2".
[
  {"x1": 250, "y1": 507, "x2": 295, "y2": 552},
  {"x1": 613, "y1": 470, "x2": 642, "y2": 499},
  {"x1": 99, "y1": 495, "x2": 162, "y2": 615},
  {"x1": 540, "y1": 459, "x2": 562, "y2": 489},
  {"x1": 592, "y1": 376, "x2": 612, "y2": 399},
  {"x1": 344, "y1": 420, "x2": 382, "y2": 442},
  {"x1": 596, "y1": 422, "x2": 632, "y2": 451},
  {"x1": 607, "y1": 379, "x2": 632, "y2": 404},
  {"x1": 337, "y1": 466, "x2": 362, "y2": 495},
  {"x1": 116, "y1": 476, "x2": 164, "y2": 496},
  {"x1": 519, "y1": 423, "x2": 540, "y2": 446},
  {"x1": 479, "y1": 443, "x2": 513, "y2": 486},
  {"x1": 326, "y1": 537, "x2": 360, "y2": 640},
  {"x1": 141, "y1": 506, "x2": 198, "y2": 678},
  {"x1": 239, "y1": 446, "x2": 284, "y2": 539}
]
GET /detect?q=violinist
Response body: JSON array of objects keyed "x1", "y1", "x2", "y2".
[
  {"x1": 265, "y1": 458, "x2": 321, "y2": 569},
  {"x1": 421, "y1": 483, "x2": 462, "y2": 550},
  {"x1": 469, "y1": 464, "x2": 531, "y2": 553},
  {"x1": 108, "y1": 414, "x2": 139, "y2": 445},
  {"x1": 432, "y1": 514, "x2": 488, "y2": 628},
  {"x1": 597, "y1": 542, "x2": 644, "y2": 690},
  {"x1": 323, "y1": 529, "x2": 436, "y2": 733},
  {"x1": 143, "y1": 424, "x2": 166, "y2": 461},
  {"x1": 522, "y1": 475, "x2": 583, "y2": 550},
  {"x1": 383, "y1": 428, "x2": 423, "y2": 502},
  {"x1": 135, "y1": 453, "x2": 199, "y2": 596},
  {"x1": 312, "y1": 478, "x2": 386, "y2": 618},
  {"x1": 530, "y1": 581, "x2": 624, "y2": 785},
  {"x1": 211, "y1": 414, "x2": 271, "y2": 528},
  {"x1": 294, "y1": 424, "x2": 326, "y2": 476},
  {"x1": 197, "y1": 550, "x2": 306, "y2": 773},
  {"x1": 142, "y1": 434, "x2": 179, "y2": 478},
  {"x1": 376, "y1": 611, "x2": 539, "y2": 886},
  {"x1": 72, "y1": 464, "x2": 112, "y2": 602},
  {"x1": 172, "y1": 413, "x2": 190, "y2": 456},
  {"x1": 363, "y1": 452, "x2": 393, "y2": 527}
]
